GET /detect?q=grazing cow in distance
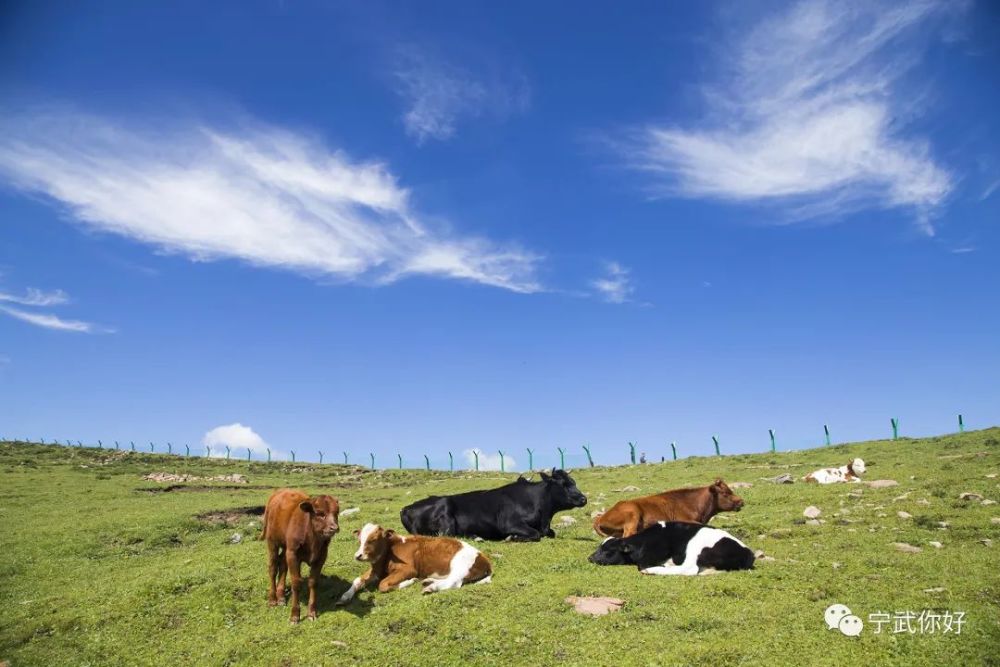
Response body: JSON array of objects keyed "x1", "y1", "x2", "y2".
[
  {"x1": 400, "y1": 469, "x2": 587, "y2": 541},
  {"x1": 588, "y1": 521, "x2": 755, "y2": 575},
  {"x1": 804, "y1": 458, "x2": 866, "y2": 484},
  {"x1": 261, "y1": 488, "x2": 340, "y2": 623},
  {"x1": 593, "y1": 479, "x2": 744, "y2": 538},
  {"x1": 336, "y1": 523, "x2": 492, "y2": 604}
]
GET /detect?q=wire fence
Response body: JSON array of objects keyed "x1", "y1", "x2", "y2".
[{"x1": 0, "y1": 414, "x2": 972, "y2": 473}]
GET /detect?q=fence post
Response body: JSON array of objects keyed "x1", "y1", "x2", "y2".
[
  {"x1": 629, "y1": 441, "x2": 636, "y2": 465},
  {"x1": 557, "y1": 447, "x2": 565, "y2": 469},
  {"x1": 115, "y1": 440, "x2": 120, "y2": 450},
  {"x1": 65, "y1": 439, "x2": 71, "y2": 447},
  {"x1": 370, "y1": 452, "x2": 375, "y2": 470},
  {"x1": 247, "y1": 448, "x2": 251, "y2": 462},
  {"x1": 473, "y1": 450, "x2": 479, "y2": 471},
  {"x1": 77, "y1": 440, "x2": 83, "y2": 448},
  {"x1": 712, "y1": 436, "x2": 720, "y2": 456},
  {"x1": 185, "y1": 443, "x2": 190, "y2": 457},
  {"x1": 130, "y1": 441, "x2": 136, "y2": 452},
  {"x1": 343, "y1": 451, "x2": 348, "y2": 465},
  {"x1": 226, "y1": 445, "x2": 231, "y2": 460},
  {"x1": 397, "y1": 453, "x2": 403, "y2": 470},
  {"x1": 167, "y1": 442, "x2": 172, "y2": 455},
  {"x1": 98, "y1": 440, "x2": 103, "y2": 450},
  {"x1": 291, "y1": 451, "x2": 296, "y2": 463},
  {"x1": 39, "y1": 437, "x2": 45, "y2": 444},
  {"x1": 958, "y1": 414, "x2": 964, "y2": 433},
  {"x1": 267, "y1": 448, "x2": 271, "y2": 462},
  {"x1": 582, "y1": 444, "x2": 594, "y2": 467},
  {"x1": 424, "y1": 454, "x2": 430, "y2": 471},
  {"x1": 498, "y1": 450, "x2": 505, "y2": 473},
  {"x1": 670, "y1": 441, "x2": 677, "y2": 460},
  {"x1": 526, "y1": 448, "x2": 534, "y2": 471},
  {"x1": 769, "y1": 429, "x2": 776, "y2": 453},
  {"x1": 448, "y1": 451, "x2": 453, "y2": 472},
  {"x1": 891, "y1": 418, "x2": 898, "y2": 440},
  {"x1": 319, "y1": 451, "x2": 324, "y2": 464},
  {"x1": 149, "y1": 442, "x2": 154, "y2": 453},
  {"x1": 824, "y1": 424, "x2": 831, "y2": 446}
]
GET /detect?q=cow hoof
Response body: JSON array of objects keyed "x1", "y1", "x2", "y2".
[
  {"x1": 267, "y1": 599, "x2": 278, "y2": 607},
  {"x1": 308, "y1": 613, "x2": 317, "y2": 621},
  {"x1": 290, "y1": 617, "x2": 300, "y2": 625}
]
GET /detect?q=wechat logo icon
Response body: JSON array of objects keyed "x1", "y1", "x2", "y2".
[{"x1": 825, "y1": 604, "x2": 864, "y2": 637}]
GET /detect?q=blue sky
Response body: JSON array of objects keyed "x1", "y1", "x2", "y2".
[{"x1": 1, "y1": 0, "x2": 998, "y2": 470}]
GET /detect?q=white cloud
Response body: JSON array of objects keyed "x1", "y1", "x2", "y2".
[
  {"x1": 0, "y1": 110, "x2": 541, "y2": 293},
  {"x1": 0, "y1": 304, "x2": 109, "y2": 333},
  {"x1": 393, "y1": 50, "x2": 530, "y2": 144},
  {"x1": 590, "y1": 261, "x2": 634, "y2": 304},
  {"x1": 202, "y1": 422, "x2": 278, "y2": 458},
  {"x1": 0, "y1": 287, "x2": 69, "y2": 306},
  {"x1": 622, "y1": 0, "x2": 961, "y2": 232},
  {"x1": 463, "y1": 447, "x2": 517, "y2": 472}
]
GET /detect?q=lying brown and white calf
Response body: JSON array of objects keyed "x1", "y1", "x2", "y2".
[{"x1": 336, "y1": 523, "x2": 492, "y2": 604}]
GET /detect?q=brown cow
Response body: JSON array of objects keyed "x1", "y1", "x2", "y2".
[
  {"x1": 261, "y1": 488, "x2": 340, "y2": 623},
  {"x1": 336, "y1": 523, "x2": 492, "y2": 604},
  {"x1": 593, "y1": 479, "x2": 744, "y2": 538}
]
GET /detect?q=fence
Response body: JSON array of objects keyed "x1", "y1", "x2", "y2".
[{"x1": 0, "y1": 414, "x2": 972, "y2": 473}]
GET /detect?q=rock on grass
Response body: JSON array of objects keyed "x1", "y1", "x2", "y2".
[
  {"x1": 893, "y1": 543, "x2": 922, "y2": 553},
  {"x1": 565, "y1": 596, "x2": 624, "y2": 616}
]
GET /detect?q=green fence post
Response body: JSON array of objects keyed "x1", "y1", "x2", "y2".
[
  {"x1": 448, "y1": 451, "x2": 453, "y2": 472},
  {"x1": 769, "y1": 429, "x2": 776, "y2": 453},
  {"x1": 130, "y1": 441, "x2": 136, "y2": 452},
  {"x1": 670, "y1": 441, "x2": 677, "y2": 460},
  {"x1": 115, "y1": 440, "x2": 120, "y2": 450},
  {"x1": 473, "y1": 451, "x2": 479, "y2": 471},
  {"x1": 343, "y1": 451, "x2": 348, "y2": 465},
  {"x1": 499, "y1": 450, "x2": 505, "y2": 473},
  {"x1": 424, "y1": 454, "x2": 430, "y2": 471},
  {"x1": 369, "y1": 452, "x2": 375, "y2": 470},
  {"x1": 397, "y1": 453, "x2": 403, "y2": 470},
  {"x1": 65, "y1": 439, "x2": 71, "y2": 447},
  {"x1": 226, "y1": 446, "x2": 231, "y2": 460},
  {"x1": 582, "y1": 444, "x2": 594, "y2": 467},
  {"x1": 149, "y1": 442, "x2": 154, "y2": 453},
  {"x1": 39, "y1": 437, "x2": 45, "y2": 444},
  {"x1": 98, "y1": 440, "x2": 103, "y2": 450},
  {"x1": 319, "y1": 451, "x2": 324, "y2": 464},
  {"x1": 167, "y1": 442, "x2": 172, "y2": 455},
  {"x1": 77, "y1": 440, "x2": 83, "y2": 448},
  {"x1": 712, "y1": 436, "x2": 720, "y2": 456},
  {"x1": 206, "y1": 445, "x2": 211, "y2": 457},
  {"x1": 267, "y1": 448, "x2": 271, "y2": 463},
  {"x1": 958, "y1": 414, "x2": 964, "y2": 433},
  {"x1": 291, "y1": 451, "x2": 296, "y2": 463},
  {"x1": 247, "y1": 448, "x2": 252, "y2": 462},
  {"x1": 184, "y1": 443, "x2": 189, "y2": 457},
  {"x1": 629, "y1": 441, "x2": 636, "y2": 465},
  {"x1": 891, "y1": 418, "x2": 898, "y2": 440},
  {"x1": 557, "y1": 447, "x2": 565, "y2": 469},
  {"x1": 526, "y1": 448, "x2": 534, "y2": 471},
  {"x1": 824, "y1": 424, "x2": 831, "y2": 446}
]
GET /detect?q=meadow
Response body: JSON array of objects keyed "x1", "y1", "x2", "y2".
[{"x1": 1, "y1": 429, "x2": 998, "y2": 666}]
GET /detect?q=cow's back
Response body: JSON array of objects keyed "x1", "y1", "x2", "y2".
[
  {"x1": 263, "y1": 488, "x2": 309, "y2": 544},
  {"x1": 401, "y1": 483, "x2": 539, "y2": 539},
  {"x1": 595, "y1": 489, "x2": 707, "y2": 537}
]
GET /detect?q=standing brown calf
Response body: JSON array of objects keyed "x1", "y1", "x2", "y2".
[
  {"x1": 593, "y1": 479, "x2": 744, "y2": 538},
  {"x1": 261, "y1": 488, "x2": 340, "y2": 623}
]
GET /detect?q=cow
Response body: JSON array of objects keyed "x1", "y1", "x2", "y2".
[
  {"x1": 336, "y1": 523, "x2": 492, "y2": 604},
  {"x1": 400, "y1": 469, "x2": 587, "y2": 541},
  {"x1": 804, "y1": 458, "x2": 866, "y2": 484},
  {"x1": 593, "y1": 479, "x2": 744, "y2": 538},
  {"x1": 261, "y1": 488, "x2": 340, "y2": 623},
  {"x1": 588, "y1": 521, "x2": 755, "y2": 575}
]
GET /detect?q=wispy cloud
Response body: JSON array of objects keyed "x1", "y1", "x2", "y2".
[
  {"x1": 202, "y1": 422, "x2": 279, "y2": 459},
  {"x1": 590, "y1": 261, "x2": 634, "y2": 304},
  {"x1": 0, "y1": 287, "x2": 69, "y2": 306},
  {"x1": 393, "y1": 50, "x2": 530, "y2": 144},
  {"x1": 950, "y1": 246, "x2": 976, "y2": 254},
  {"x1": 620, "y1": 0, "x2": 963, "y2": 233},
  {"x1": 463, "y1": 447, "x2": 516, "y2": 472},
  {"x1": 0, "y1": 110, "x2": 541, "y2": 293},
  {"x1": 0, "y1": 304, "x2": 109, "y2": 333}
]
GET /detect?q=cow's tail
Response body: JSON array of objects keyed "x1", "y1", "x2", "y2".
[
  {"x1": 592, "y1": 512, "x2": 609, "y2": 537},
  {"x1": 257, "y1": 505, "x2": 269, "y2": 540}
]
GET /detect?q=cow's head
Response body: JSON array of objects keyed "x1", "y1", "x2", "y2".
[
  {"x1": 299, "y1": 494, "x2": 340, "y2": 538},
  {"x1": 849, "y1": 458, "x2": 866, "y2": 475},
  {"x1": 588, "y1": 536, "x2": 634, "y2": 566},
  {"x1": 710, "y1": 479, "x2": 744, "y2": 512},
  {"x1": 540, "y1": 469, "x2": 588, "y2": 509},
  {"x1": 352, "y1": 523, "x2": 393, "y2": 562}
]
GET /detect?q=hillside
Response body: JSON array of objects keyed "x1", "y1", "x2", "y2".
[{"x1": 1, "y1": 430, "x2": 998, "y2": 666}]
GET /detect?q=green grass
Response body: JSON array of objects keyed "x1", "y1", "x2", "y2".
[{"x1": 1, "y1": 430, "x2": 999, "y2": 666}]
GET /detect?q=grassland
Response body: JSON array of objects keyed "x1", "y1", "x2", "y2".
[{"x1": 1, "y1": 429, "x2": 999, "y2": 666}]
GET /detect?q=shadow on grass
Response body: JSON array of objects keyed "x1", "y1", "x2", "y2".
[{"x1": 317, "y1": 574, "x2": 373, "y2": 618}]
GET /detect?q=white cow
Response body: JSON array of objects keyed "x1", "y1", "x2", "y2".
[{"x1": 804, "y1": 458, "x2": 866, "y2": 484}]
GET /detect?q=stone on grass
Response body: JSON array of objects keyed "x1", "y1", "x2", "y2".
[
  {"x1": 923, "y1": 587, "x2": 946, "y2": 594},
  {"x1": 982, "y1": 499, "x2": 997, "y2": 506},
  {"x1": 770, "y1": 528, "x2": 792, "y2": 539},
  {"x1": 980, "y1": 539, "x2": 993, "y2": 548},
  {"x1": 565, "y1": 596, "x2": 625, "y2": 616},
  {"x1": 332, "y1": 640, "x2": 348, "y2": 648},
  {"x1": 229, "y1": 533, "x2": 243, "y2": 544},
  {"x1": 729, "y1": 482, "x2": 753, "y2": 489},
  {"x1": 866, "y1": 479, "x2": 898, "y2": 489},
  {"x1": 990, "y1": 517, "x2": 1000, "y2": 525},
  {"x1": 959, "y1": 492, "x2": 984, "y2": 501},
  {"x1": 986, "y1": 473, "x2": 997, "y2": 479},
  {"x1": 560, "y1": 516, "x2": 577, "y2": 525},
  {"x1": 928, "y1": 541, "x2": 943, "y2": 549},
  {"x1": 897, "y1": 511, "x2": 912, "y2": 520},
  {"x1": 340, "y1": 507, "x2": 361, "y2": 516},
  {"x1": 893, "y1": 542, "x2": 922, "y2": 553},
  {"x1": 803, "y1": 506, "x2": 822, "y2": 519},
  {"x1": 762, "y1": 474, "x2": 794, "y2": 484},
  {"x1": 805, "y1": 519, "x2": 822, "y2": 526}
]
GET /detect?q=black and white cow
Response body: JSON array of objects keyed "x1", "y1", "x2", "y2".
[
  {"x1": 400, "y1": 470, "x2": 587, "y2": 541},
  {"x1": 588, "y1": 521, "x2": 754, "y2": 575}
]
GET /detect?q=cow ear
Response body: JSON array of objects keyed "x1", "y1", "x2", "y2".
[
  {"x1": 299, "y1": 501, "x2": 314, "y2": 514},
  {"x1": 384, "y1": 529, "x2": 396, "y2": 539},
  {"x1": 352, "y1": 529, "x2": 360, "y2": 537},
  {"x1": 539, "y1": 472, "x2": 550, "y2": 482}
]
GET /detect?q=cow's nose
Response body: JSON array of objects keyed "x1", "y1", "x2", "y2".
[{"x1": 354, "y1": 554, "x2": 364, "y2": 561}]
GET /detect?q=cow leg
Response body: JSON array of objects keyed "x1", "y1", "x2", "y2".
[
  {"x1": 543, "y1": 527, "x2": 556, "y2": 538},
  {"x1": 506, "y1": 525, "x2": 543, "y2": 541},
  {"x1": 266, "y1": 542, "x2": 281, "y2": 606},
  {"x1": 275, "y1": 549, "x2": 288, "y2": 605},
  {"x1": 336, "y1": 567, "x2": 377, "y2": 605},
  {"x1": 287, "y1": 551, "x2": 302, "y2": 624},
  {"x1": 378, "y1": 570, "x2": 417, "y2": 593},
  {"x1": 306, "y1": 560, "x2": 324, "y2": 621},
  {"x1": 641, "y1": 562, "x2": 699, "y2": 576}
]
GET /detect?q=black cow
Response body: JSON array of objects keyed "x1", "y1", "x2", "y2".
[
  {"x1": 588, "y1": 521, "x2": 754, "y2": 575},
  {"x1": 400, "y1": 469, "x2": 587, "y2": 541}
]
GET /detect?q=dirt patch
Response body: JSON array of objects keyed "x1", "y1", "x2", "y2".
[
  {"x1": 143, "y1": 472, "x2": 249, "y2": 483},
  {"x1": 136, "y1": 484, "x2": 270, "y2": 494},
  {"x1": 196, "y1": 506, "x2": 265, "y2": 526}
]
